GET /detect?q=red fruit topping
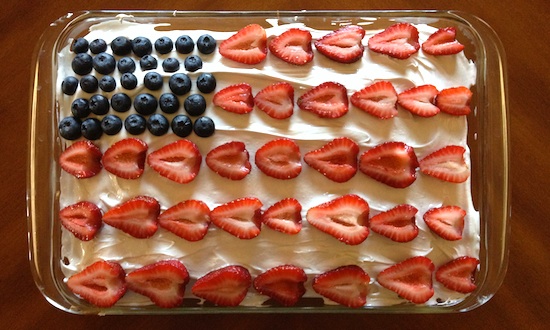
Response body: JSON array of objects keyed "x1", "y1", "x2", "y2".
[
  {"x1": 306, "y1": 194, "x2": 370, "y2": 245},
  {"x1": 147, "y1": 139, "x2": 202, "y2": 184},
  {"x1": 435, "y1": 256, "x2": 479, "y2": 293},
  {"x1": 314, "y1": 25, "x2": 366, "y2": 63},
  {"x1": 192, "y1": 265, "x2": 252, "y2": 307},
  {"x1": 67, "y1": 260, "x2": 127, "y2": 308},
  {"x1": 435, "y1": 86, "x2": 472, "y2": 116},
  {"x1": 261, "y1": 198, "x2": 302, "y2": 235},
  {"x1": 158, "y1": 200, "x2": 211, "y2": 241},
  {"x1": 397, "y1": 84, "x2": 440, "y2": 117},
  {"x1": 210, "y1": 197, "x2": 263, "y2": 239},
  {"x1": 206, "y1": 141, "x2": 251, "y2": 180},
  {"x1": 358, "y1": 141, "x2": 419, "y2": 188},
  {"x1": 102, "y1": 196, "x2": 160, "y2": 238},
  {"x1": 102, "y1": 138, "x2": 148, "y2": 180},
  {"x1": 368, "y1": 204, "x2": 419, "y2": 242},
  {"x1": 351, "y1": 81, "x2": 398, "y2": 119},
  {"x1": 254, "y1": 82, "x2": 295, "y2": 119},
  {"x1": 312, "y1": 265, "x2": 370, "y2": 308},
  {"x1": 59, "y1": 140, "x2": 102, "y2": 179},
  {"x1": 304, "y1": 137, "x2": 359, "y2": 183},
  {"x1": 368, "y1": 23, "x2": 420, "y2": 59},
  {"x1": 126, "y1": 260, "x2": 190, "y2": 308},
  {"x1": 269, "y1": 28, "x2": 314, "y2": 65},
  {"x1": 213, "y1": 83, "x2": 254, "y2": 114},
  {"x1": 219, "y1": 24, "x2": 267, "y2": 64},
  {"x1": 255, "y1": 138, "x2": 302, "y2": 180},
  {"x1": 419, "y1": 145, "x2": 470, "y2": 183},
  {"x1": 297, "y1": 82, "x2": 349, "y2": 118},
  {"x1": 377, "y1": 256, "x2": 435, "y2": 304},
  {"x1": 253, "y1": 264, "x2": 307, "y2": 306},
  {"x1": 59, "y1": 201, "x2": 102, "y2": 241},
  {"x1": 422, "y1": 27, "x2": 465, "y2": 56},
  {"x1": 423, "y1": 205, "x2": 466, "y2": 241}
]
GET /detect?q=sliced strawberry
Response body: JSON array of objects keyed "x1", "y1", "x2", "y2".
[
  {"x1": 210, "y1": 197, "x2": 263, "y2": 239},
  {"x1": 102, "y1": 196, "x2": 160, "y2": 238},
  {"x1": 377, "y1": 256, "x2": 435, "y2": 304},
  {"x1": 297, "y1": 82, "x2": 348, "y2": 118},
  {"x1": 102, "y1": 138, "x2": 148, "y2": 180},
  {"x1": 397, "y1": 84, "x2": 440, "y2": 117},
  {"x1": 219, "y1": 24, "x2": 267, "y2": 64},
  {"x1": 59, "y1": 201, "x2": 102, "y2": 241},
  {"x1": 304, "y1": 137, "x2": 359, "y2": 183},
  {"x1": 66, "y1": 260, "x2": 127, "y2": 308},
  {"x1": 358, "y1": 141, "x2": 419, "y2": 188},
  {"x1": 254, "y1": 82, "x2": 295, "y2": 119},
  {"x1": 423, "y1": 205, "x2": 466, "y2": 241},
  {"x1": 368, "y1": 204, "x2": 419, "y2": 242},
  {"x1": 126, "y1": 260, "x2": 190, "y2": 308},
  {"x1": 314, "y1": 25, "x2": 366, "y2": 63},
  {"x1": 312, "y1": 265, "x2": 370, "y2": 308},
  {"x1": 158, "y1": 200, "x2": 211, "y2": 241},
  {"x1": 206, "y1": 141, "x2": 251, "y2": 180},
  {"x1": 253, "y1": 264, "x2": 307, "y2": 306},
  {"x1": 435, "y1": 256, "x2": 479, "y2": 293},
  {"x1": 191, "y1": 265, "x2": 252, "y2": 307},
  {"x1": 147, "y1": 139, "x2": 202, "y2": 184},
  {"x1": 422, "y1": 27, "x2": 465, "y2": 55},
  {"x1": 269, "y1": 28, "x2": 313, "y2": 65},
  {"x1": 419, "y1": 145, "x2": 469, "y2": 183},
  {"x1": 213, "y1": 83, "x2": 254, "y2": 114},
  {"x1": 351, "y1": 81, "x2": 398, "y2": 119},
  {"x1": 435, "y1": 86, "x2": 472, "y2": 116},
  {"x1": 59, "y1": 140, "x2": 102, "y2": 178},
  {"x1": 261, "y1": 198, "x2": 302, "y2": 235},
  {"x1": 368, "y1": 23, "x2": 420, "y2": 59},
  {"x1": 255, "y1": 138, "x2": 302, "y2": 180},
  {"x1": 306, "y1": 194, "x2": 369, "y2": 245}
]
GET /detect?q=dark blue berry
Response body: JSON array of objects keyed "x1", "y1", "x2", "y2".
[
  {"x1": 143, "y1": 72, "x2": 163, "y2": 90},
  {"x1": 197, "y1": 34, "x2": 216, "y2": 54},
  {"x1": 111, "y1": 36, "x2": 132, "y2": 55},
  {"x1": 175, "y1": 35, "x2": 194, "y2": 54},
  {"x1": 99, "y1": 75, "x2": 116, "y2": 92},
  {"x1": 132, "y1": 37, "x2": 152, "y2": 57},
  {"x1": 171, "y1": 114, "x2": 193, "y2": 137},
  {"x1": 168, "y1": 73, "x2": 191, "y2": 95},
  {"x1": 184, "y1": 55, "x2": 203, "y2": 72},
  {"x1": 159, "y1": 93, "x2": 180, "y2": 114},
  {"x1": 62, "y1": 76, "x2": 79, "y2": 95},
  {"x1": 89, "y1": 94, "x2": 110, "y2": 115},
  {"x1": 193, "y1": 116, "x2": 215, "y2": 137},
  {"x1": 184, "y1": 94, "x2": 207, "y2": 116},
  {"x1": 92, "y1": 52, "x2": 116, "y2": 75},
  {"x1": 101, "y1": 114, "x2": 123, "y2": 135},
  {"x1": 117, "y1": 57, "x2": 136, "y2": 73},
  {"x1": 110, "y1": 93, "x2": 132, "y2": 112},
  {"x1": 147, "y1": 113, "x2": 170, "y2": 136},
  {"x1": 71, "y1": 98, "x2": 90, "y2": 118},
  {"x1": 72, "y1": 38, "x2": 89, "y2": 53},
  {"x1": 196, "y1": 72, "x2": 217, "y2": 93},
  {"x1": 58, "y1": 116, "x2": 82, "y2": 140},
  {"x1": 124, "y1": 114, "x2": 146, "y2": 135},
  {"x1": 155, "y1": 36, "x2": 173, "y2": 54},
  {"x1": 139, "y1": 54, "x2": 158, "y2": 71},
  {"x1": 162, "y1": 57, "x2": 180, "y2": 72},
  {"x1": 120, "y1": 73, "x2": 138, "y2": 90},
  {"x1": 71, "y1": 53, "x2": 93, "y2": 75},
  {"x1": 81, "y1": 118, "x2": 103, "y2": 140},
  {"x1": 89, "y1": 38, "x2": 107, "y2": 54},
  {"x1": 79, "y1": 75, "x2": 98, "y2": 93},
  {"x1": 134, "y1": 93, "x2": 158, "y2": 115}
]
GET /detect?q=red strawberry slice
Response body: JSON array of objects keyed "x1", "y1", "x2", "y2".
[
  {"x1": 306, "y1": 194, "x2": 370, "y2": 245},
  {"x1": 67, "y1": 260, "x2": 127, "y2": 308},
  {"x1": 435, "y1": 256, "x2": 479, "y2": 293},
  {"x1": 102, "y1": 138, "x2": 148, "y2": 180},
  {"x1": 102, "y1": 196, "x2": 160, "y2": 238},
  {"x1": 312, "y1": 265, "x2": 370, "y2": 308},
  {"x1": 314, "y1": 25, "x2": 366, "y2": 63},
  {"x1": 435, "y1": 86, "x2": 472, "y2": 116},
  {"x1": 219, "y1": 24, "x2": 267, "y2": 64},
  {"x1": 59, "y1": 201, "x2": 102, "y2": 241},
  {"x1": 304, "y1": 137, "x2": 359, "y2": 183},
  {"x1": 261, "y1": 198, "x2": 302, "y2": 235},
  {"x1": 206, "y1": 141, "x2": 251, "y2": 180},
  {"x1": 192, "y1": 265, "x2": 252, "y2": 307},
  {"x1": 397, "y1": 84, "x2": 440, "y2": 117},
  {"x1": 213, "y1": 83, "x2": 254, "y2": 114},
  {"x1": 210, "y1": 197, "x2": 263, "y2": 239},
  {"x1": 255, "y1": 138, "x2": 302, "y2": 180},
  {"x1": 126, "y1": 259, "x2": 190, "y2": 308},
  {"x1": 377, "y1": 256, "x2": 435, "y2": 304},
  {"x1": 422, "y1": 27, "x2": 465, "y2": 55},
  {"x1": 358, "y1": 141, "x2": 419, "y2": 188},
  {"x1": 268, "y1": 28, "x2": 314, "y2": 65},
  {"x1": 368, "y1": 23, "x2": 420, "y2": 59},
  {"x1": 254, "y1": 82, "x2": 295, "y2": 119},
  {"x1": 419, "y1": 145, "x2": 469, "y2": 183},
  {"x1": 423, "y1": 205, "x2": 466, "y2": 241},
  {"x1": 253, "y1": 264, "x2": 307, "y2": 306},
  {"x1": 59, "y1": 140, "x2": 102, "y2": 179},
  {"x1": 158, "y1": 200, "x2": 211, "y2": 241},
  {"x1": 351, "y1": 81, "x2": 398, "y2": 119},
  {"x1": 368, "y1": 204, "x2": 419, "y2": 242},
  {"x1": 297, "y1": 82, "x2": 348, "y2": 118},
  {"x1": 147, "y1": 139, "x2": 202, "y2": 184}
]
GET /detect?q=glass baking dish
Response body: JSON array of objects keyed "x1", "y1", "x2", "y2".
[{"x1": 27, "y1": 10, "x2": 509, "y2": 314}]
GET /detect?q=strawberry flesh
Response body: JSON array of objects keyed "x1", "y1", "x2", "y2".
[
  {"x1": 254, "y1": 82, "x2": 295, "y2": 119},
  {"x1": 261, "y1": 198, "x2": 302, "y2": 235},
  {"x1": 253, "y1": 264, "x2": 307, "y2": 306},
  {"x1": 206, "y1": 141, "x2": 251, "y2": 180},
  {"x1": 351, "y1": 81, "x2": 398, "y2": 119},
  {"x1": 102, "y1": 138, "x2": 148, "y2": 180},
  {"x1": 210, "y1": 197, "x2": 263, "y2": 239},
  {"x1": 297, "y1": 81, "x2": 348, "y2": 118},
  {"x1": 158, "y1": 200, "x2": 211, "y2": 241},
  {"x1": 102, "y1": 195, "x2": 160, "y2": 238},
  {"x1": 219, "y1": 24, "x2": 267, "y2": 64},
  {"x1": 255, "y1": 138, "x2": 302, "y2": 180},
  {"x1": 368, "y1": 204, "x2": 419, "y2": 242},
  {"x1": 147, "y1": 139, "x2": 202, "y2": 184},
  {"x1": 314, "y1": 25, "x2": 366, "y2": 63},
  {"x1": 423, "y1": 205, "x2": 466, "y2": 241},
  {"x1": 422, "y1": 27, "x2": 465, "y2": 56},
  {"x1": 213, "y1": 83, "x2": 254, "y2": 114},
  {"x1": 269, "y1": 28, "x2": 314, "y2": 65},
  {"x1": 312, "y1": 265, "x2": 370, "y2": 308},
  {"x1": 377, "y1": 256, "x2": 435, "y2": 304},
  {"x1": 368, "y1": 23, "x2": 420, "y2": 59},
  {"x1": 435, "y1": 86, "x2": 472, "y2": 116},
  {"x1": 304, "y1": 137, "x2": 359, "y2": 183},
  {"x1": 435, "y1": 256, "x2": 479, "y2": 293},
  {"x1": 397, "y1": 84, "x2": 440, "y2": 117},
  {"x1": 419, "y1": 145, "x2": 470, "y2": 183},
  {"x1": 192, "y1": 265, "x2": 252, "y2": 307},
  {"x1": 59, "y1": 201, "x2": 102, "y2": 241},
  {"x1": 59, "y1": 140, "x2": 102, "y2": 178}
]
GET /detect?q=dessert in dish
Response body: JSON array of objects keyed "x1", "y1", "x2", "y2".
[{"x1": 56, "y1": 14, "x2": 479, "y2": 309}]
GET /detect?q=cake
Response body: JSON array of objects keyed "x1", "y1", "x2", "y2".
[{"x1": 56, "y1": 14, "x2": 479, "y2": 309}]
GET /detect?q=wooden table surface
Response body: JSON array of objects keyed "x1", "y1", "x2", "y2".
[{"x1": 1, "y1": 0, "x2": 548, "y2": 329}]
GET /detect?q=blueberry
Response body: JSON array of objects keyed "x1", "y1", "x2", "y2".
[
  {"x1": 134, "y1": 93, "x2": 158, "y2": 115},
  {"x1": 58, "y1": 116, "x2": 82, "y2": 140},
  {"x1": 110, "y1": 93, "x2": 132, "y2": 112},
  {"x1": 81, "y1": 118, "x2": 103, "y2": 140},
  {"x1": 62, "y1": 76, "x2": 79, "y2": 95},
  {"x1": 117, "y1": 57, "x2": 136, "y2": 73},
  {"x1": 162, "y1": 57, "x2": 180, "y2": 72},
  {"x1": 184, "y1": 55, "x2": 203, "y2": 72},
  {"x1": 111, "y1": 36, "x2": 132, "y2": 55},
  {"x1": 184, "y1": 94, "x2": 207, "y2": 116},
  {"x1": 71, "y1": 53, "x2": 93, "y2": 75},
  {"x1": 159, "y1": 93, "x2": 180, "y2": 114},
  {"x1": 171, "y1": 114, "x2": 193, "y2": 137},
  {"x1": 168, "y1": 73, "x2": 191, "y2": 95},
  {"x1": 124, "y1": 114, "x2": 146, "y2": 135},
  {"x1": 193, "y1": 116, "x2": 215, "y2": 137},
  {"x1": 89, "y1": 39, "x2": 107, "y2": 54},
  {"x1": 140, "y1": 54, "x2": 158, "y2": 71},
  {"x1": 196, "y1": 72, "x2": 216, "y2": 93},
  {"x1": 71, "y1": 98, "x2": 90, "y2": 118},
  {"x1": 175, "y1": 35, "x2": 194, "y2": 54},
  {"x1": 92, "y1": 52, "x2": 116, "y2": 75},
  {"x1": 101, "y1": 114, "x2": 123, "y2": 135},
  {"x1": 143, "y1": 72, "x2": 163, "y2": 91},
  {"x1": 72, "y1": 38, "x2": 89, "y2": 53},
  {"x1": 99, "y1": 75, "x2": 116, "y2": 92},
  {"x1": 132, "y1": 37, "x2": 152, "y2": 57},
  {"x1": 89, "y1": 94, "x2": 110, "y2": 115},
  {"x1": 197, "y1": 34, "x2": 216, "y2": 54},
  {"x1": 79, "y1": 75, "x2": 98, "y2": 93},
  {"x1": 120, "y1": 73, "x2": 138, "y2": 90},
  {"x1": 155, "y1": 36, "x2": 173, "y2": 54},
  {"x1": 147, "y1": 113, "x2": 170, "y2": 136}
]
